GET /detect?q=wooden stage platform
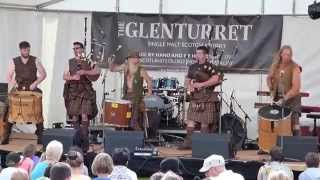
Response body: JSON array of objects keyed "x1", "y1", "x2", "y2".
[{"x1": 0, "y1": 133, "x2": 307, "y2": 174}]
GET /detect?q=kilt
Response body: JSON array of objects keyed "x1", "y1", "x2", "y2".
[
  {"x1": 187, "y1": 101, "x2": 219, "y2": 125},
  {"x1": 124, "y1": 92, "x2": 144, "y2": 129},
  {"x1": 63, "y1": 82, "x2": 97, "y2": 119},
  {"x1": 186, "y1": 89, "x2": 220, "y2": 125}
]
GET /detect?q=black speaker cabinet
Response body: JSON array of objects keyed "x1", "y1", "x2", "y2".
[
  {"x1": 104, "y1": 130, "x2": 144, "y2": 154},
  {"x1": 192, "y1": 133, "x2": 233, "y2": 159},
  {"x1": 277, "y1": 136, "x2": 318, "y2": 161},
  {"x1": 42, "y1": 128, "x2": 76, "y2": 153}
]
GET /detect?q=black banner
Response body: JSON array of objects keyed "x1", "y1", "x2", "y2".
[{"x1": 92, "y1": 13, "x2": 282, "y2": 73}]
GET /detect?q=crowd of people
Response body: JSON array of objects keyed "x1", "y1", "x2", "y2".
[{"x1": 0, "y1": 142, "x2": 319, "y2": 180}]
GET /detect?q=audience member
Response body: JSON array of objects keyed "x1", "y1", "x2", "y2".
[
  {"x1": 69, "y1": 146, "x2": 89, "y2": 175},
  {"x1": 50, "y1": 162, "x2": 71, "y2": 180},
  {"x1": 298, "y1": 152, "x2": 320, "y2": 180},
  {"x1": 31, "y1": 140, "x2": 63, "y2": 180},
  {"x1": 91, "y1": 152, "x2": 113, "y2": 180},
  {"x1": 199, "y1": 154, "x2": 244, "y2": 180},
  {"x1": 267, "y1": 170, "x2": 291, "y2": 180},
  {"x1": 19, "y1": 144, "x2": 37, "y2": 174},
  {"x1": 150, "y1": 172, "x2": 165, "y2": 180},
  {"x1": 257, "y1": 146, "x2": 293, "y2": 180},
  {"x1": 160, "y1": 158, "x2": 182, "y2": 175},
  {"x1": 10, "y1": 168, "x2": 29, "y2": 180},
  {"x1": 0, "y1": 152, "x2": 26, "y2": 179},
  {"x1": 67, "y1": 150, "x2": 91, "y2": 180},
  {"x1": 160, "y1": 171, "x2": 183, "y2": 180},
  {"x1": 109, "y1": 148, "x2": 138, "y2": 180}
]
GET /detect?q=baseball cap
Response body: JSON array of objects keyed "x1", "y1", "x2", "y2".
[{"x1": 199, "y1": 154, "x2": 225, "y2": 172}]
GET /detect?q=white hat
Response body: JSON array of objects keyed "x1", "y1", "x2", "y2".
[{"x1": 199, "y1": 154, "x2": 225, "y2": 172}]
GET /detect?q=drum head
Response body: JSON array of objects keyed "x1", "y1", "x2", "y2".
[
  {"x1": 105, "y1": 99, "x2": 131, "y2": 104},
  {"x1": 258, "y1": 105, "x2": 291, "y2": 121},
  {"x1": 144, "y1": 95, "x2": 165, "y2": 109}
]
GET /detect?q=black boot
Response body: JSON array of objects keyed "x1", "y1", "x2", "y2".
[
  {"x1": 35, "y1": 122, "x2": 44, "y2": 144},
  {"x1": 1, "y1": 122, "x2": 13, "y2": 145}
]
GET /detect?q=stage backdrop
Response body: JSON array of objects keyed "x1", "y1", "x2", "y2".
[{"x1": 92, "y1": 13, "x2": 282, "y2": 73}]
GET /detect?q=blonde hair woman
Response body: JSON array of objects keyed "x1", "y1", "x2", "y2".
[{"x1": 91, "y1": 153, "x2": 114, "y2": 180}]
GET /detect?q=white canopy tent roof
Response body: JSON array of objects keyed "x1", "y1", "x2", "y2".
[{"x1": 0, "y1": 0, "x2": 315, "y2": 15}]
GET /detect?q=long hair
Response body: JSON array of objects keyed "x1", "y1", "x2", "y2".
[{"x1": 273, "y1": 45, "x2": 293, "y2": 66}]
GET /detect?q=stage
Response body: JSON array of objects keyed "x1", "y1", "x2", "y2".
[{"x1": 0, "y1": 133, "x2": 306, "y2": 180}]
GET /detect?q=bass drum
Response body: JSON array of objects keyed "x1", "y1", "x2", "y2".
[
  {"x1": 258, "y1": 105, "x2": 292, "y2": 152},
  {"x1": 221, "y1": 113, "x2": 246, "y2": 151}
]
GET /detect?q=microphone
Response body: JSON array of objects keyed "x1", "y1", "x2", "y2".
[{"x1": 230, "y1": 90, "x2": 235, "y2": 113}]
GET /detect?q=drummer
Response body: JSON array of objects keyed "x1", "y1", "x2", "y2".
[
  {"x1": 5, "y1": 41, "x2": 47, "y2": 144},
  {"x1": 267, "y1": 45, "x2": 301, "y2": 135},
  {"x1": 110, "y1": 51, "x2": 152, "y2": 130}
]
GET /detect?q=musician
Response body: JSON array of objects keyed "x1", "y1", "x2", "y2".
[
  {"x1": 110, "y1": 51, "x2": 152, "y2": 130},
  {"x1": 267, "y1": 45, "x2": 301, "y2": 135},
  {"x1": 63, "y1": 42, "x2": 100, "y2": 152},
  {"x1": 5, "y1": 41, "x2": 47, "y2": 144},
  {"x1": 179, "y1": 46, "x2": 221, "y2": 150}
]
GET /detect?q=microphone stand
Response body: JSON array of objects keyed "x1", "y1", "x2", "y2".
[{"x1": 217, "y1": 50, "x2": 224, "y2": 135}]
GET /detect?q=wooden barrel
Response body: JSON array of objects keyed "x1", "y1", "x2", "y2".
[{"x1": 0, "y1": 101, "x2": 7, "y2": 142}]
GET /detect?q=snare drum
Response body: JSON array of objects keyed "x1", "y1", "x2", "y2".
[
  {"x1": 8, "y1": 91, "x2": 43, "y2": 124},
  {"x1": 258, "y1": 105, "x2": 292, "y2": 152},
  {"x1": 104, "y1": 99, "x2": 131, "y2": 127}
]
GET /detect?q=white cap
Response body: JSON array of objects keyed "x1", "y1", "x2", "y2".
[{"x1": 199, "y1": 154, "x2": 225, "y2": 172}]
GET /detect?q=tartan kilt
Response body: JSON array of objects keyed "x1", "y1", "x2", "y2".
[{"x1": 187, "y1": 101, "x2": 219, "y2": 125}]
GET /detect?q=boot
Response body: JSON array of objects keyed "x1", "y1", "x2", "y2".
[
  {"x1": 178, "y1": 127, "x2": 193, "y2": 150},
  {"x1": 1, "y1": 122, "x2": 13, "y2": 145},
  {"x1": 35, "y1": 122, "x2": 44, "y2": 144}
]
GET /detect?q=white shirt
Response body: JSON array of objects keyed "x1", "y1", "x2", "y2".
[
  {"x1": 257, "y1": 161, "x2": 294, "y2": 180},
  {"x1": 109, "y1": 165, "x2": 138, "y2": 180},
  {"x1": 208, "y1": 170, "x2": 245, "y2": 180},
  {"x1": 299, "y1": 167, "x2": 320, "y2": 180},
  {"x1": 0, "y1": 167, "x2": 27, "y2": 180}
]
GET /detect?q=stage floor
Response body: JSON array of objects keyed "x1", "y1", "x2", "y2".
[{"x1": 155, "y1": 147, "x2": 306, "y2": 172}]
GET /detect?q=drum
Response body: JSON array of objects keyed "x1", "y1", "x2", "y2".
[
  {"x1": 0, "y1": 101, "x2": 7, "y2": 141},
  {"x1": 152, "y1": 79, "x2": 160, "y2": 90},
  {"x1": 144, "y1": 95, "x2": 173, "y2": 120},
  {"x1": 104, "y1": 99, "x2": 131, "y2": 127},
  {"x1": 8, "y1": 91, "x2": 43, "y2": 124},
  {"x1": 258, "y1": 105, "x2": 292, "y2": 152},
  {"x1": 159, "y1": 78, "x2": 178, "y2": 90}
]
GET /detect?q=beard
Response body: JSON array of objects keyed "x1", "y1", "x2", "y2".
[{"x1": 21, "y1": 54, "x2": 30, "y2": 59}]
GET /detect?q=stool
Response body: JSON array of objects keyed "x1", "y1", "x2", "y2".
[{"x1": 306, "y1": 114, "x2": 320, "y2": 136}]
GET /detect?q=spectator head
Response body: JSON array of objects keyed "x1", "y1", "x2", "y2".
[
  {"x1": 6, "y1": 152, "x2": 21, "y2": 167},
  {"x1": 11, "y1": 168, "x2": 29, "y2": 180},
  {"x1": 160, "y1": 171, "x2": 183, "y2": 180},
  {"x1": 150, "y1": 172, "x2": 164, "y2": 180},
  {"x1": 91, "y1": 153, "x2": 113, "y2": 176},
  {"x1": 267, "y1": 170, "x2": 290, "y2": 180},
  {"x1": 112, "y1": 148, "x2": 130, "y2": 166},
  {"x1": 66, "y1": 150, "x2": 84, "y2": 168},
  {"x1": 160, "y1": 158, "x2": 182, "y2": 175},
  {"x1": 199, "y1": 154, "x2": 225, "y2": 177},
  {"x1": 270, "y1": 146, "x2": 284, "y2": 162},
  {"x1": 305, "y1": 152, "x2": 320, "y2": 168},
  {"x1": 50, "y1": 162, "x2": 71, "y2": 180},
  {"x1": 23, "y1": 144, "x2": 37, "y2": 158},
  {"x1": 45, "y1": 140, "x2": 63, "y2": 162}
]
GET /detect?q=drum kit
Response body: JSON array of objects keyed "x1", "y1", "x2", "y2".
[{"x1": 101, "y1": 77, "x2": 184, "y2": 132}]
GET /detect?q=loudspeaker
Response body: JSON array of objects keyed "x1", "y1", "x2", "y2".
[
  {"x1": 192, "y1": 133, "x2": 233, "y2": 159},
  {"x1": 104, "y1": 130, "x2": 144, "y2": 154},
  {"x1": 42, "y1": 128, "x2": 76, "y2": 153},
  {"x1": 277, "y1": 136, "x2": 318, "y2": 161}
]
